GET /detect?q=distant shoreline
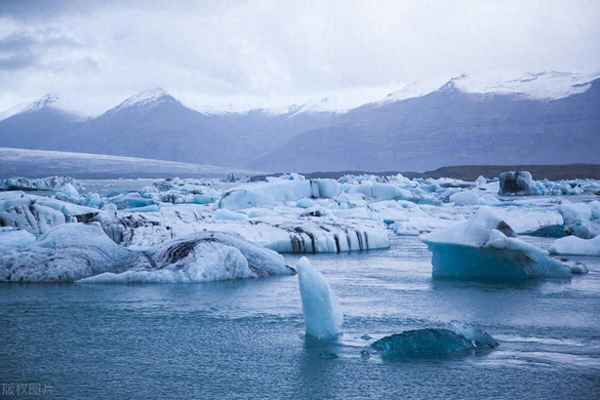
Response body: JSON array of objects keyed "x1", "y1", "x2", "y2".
[{"x1": 255, "y1": 164, "x2": 600, "y2": 181}]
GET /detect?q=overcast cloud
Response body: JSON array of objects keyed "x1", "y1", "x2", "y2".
[{"x1": 0, "y1": 0, "x2": 599, "y2": 115}]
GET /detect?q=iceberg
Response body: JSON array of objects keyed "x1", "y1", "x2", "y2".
[
  {"x1": 559, "y1": 201, "x2": 600, "y2": 239},
  {"x1": 449, "y1": 190, "x2": 498, "y2": 206},
  {"x1": 296, "y1": 257, "x2": 343, "y2": 340},
  {"x1": 421, "y1": 208, "x2": 573, "y2": 281},
  {"x1": 370, "y1": 325, "x2": 498, "y2": 359},
  {"x1": 498, "y1": 171, "x2": 539, "y2": 195},
  {"x1": 0, "y1": 192, "x2": 103, "y2": 235},
  {"x1": 550, "y1": 235, "x2": 600, "y2": 256},
  {"x1": 0, "y1": 223, "x2": 143, "y2": 282},
  {"x1": 80, "y1": 231, "x2": 295, "y2": 283}
]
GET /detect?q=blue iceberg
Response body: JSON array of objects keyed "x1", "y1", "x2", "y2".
[
  {"x1": 371, "y1": 325, "x2": 498, "y2": 359},
  {"x1": 421, "y1": 208, "x2": 573, "y2": 281}
]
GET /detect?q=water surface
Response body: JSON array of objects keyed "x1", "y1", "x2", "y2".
[{"x1": 2, "y1": 237, "x2": 599, "y2": 399}]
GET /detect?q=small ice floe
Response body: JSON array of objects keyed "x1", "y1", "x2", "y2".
[
  {"x1": 558, "y1": 201, "x2": 600, "y2": 239},
  {"x1": 296, "y1": 257, "x2": 343, "y2": 341},
  {"x1": 369, "y1": 323, "x2": 498, "y2": 360},
  {"x1": 551, "y1": 235, "x2": 600, "y2": 257},
  {"x1": 421, "y1": 208, "x2": 573, "y2": 281}
]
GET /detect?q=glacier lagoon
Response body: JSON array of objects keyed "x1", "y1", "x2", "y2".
[
  {"x1": 1, "y1": 174, "x2": 600, "y2": 399},
  {"x1": 2, "y1": 235, "x2": 599, "y2": 399}
]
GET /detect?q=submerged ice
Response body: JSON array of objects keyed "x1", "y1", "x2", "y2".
[{"x1": 370, "y1": 324, "x2": 498, "y2": 359}]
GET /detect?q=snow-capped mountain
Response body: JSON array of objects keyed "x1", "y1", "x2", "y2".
[
  {"x1": 0, "y1": 94, "x2": 63, "y2": 122},
  {"x1": 0, "y1": 71, "x2": 599, "y2": 172},
  {"x1": 251, "y1": 73, "x2": 600, "y2": 172},
  {"x1": 0, "y1": 94, "x2": 84, "y2": 151},
  {"x1": 373, "y1": 71, "x2": 600, "y2": 107}
]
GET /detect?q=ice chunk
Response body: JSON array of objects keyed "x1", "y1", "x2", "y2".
[
  {"x1": 559, "y1": 201, "x2": 600, "y2": 239},
  {"x1": 80, "y1": 231, "x2": 294, "y2": 283},
  {"x1": 422, "y1": 208, "x2": 573, "y2": 281},
  {"x1": 550, "y1": 235, "x2": 600, "y2": 256},
  {"x1": 498, "y1": 171, "x2": 539, "y2": 195},
  {"x1": 108, "y1": 192, "x2": 156, "y2": 209},
  {"x1": 314, "y1": 179, "x2": 340, "y2": 198},
  {"x1": 0, "y1": 197, "x2": 71, "y2": 235},
  {"x1": 0, "y1": 223, "x2": 143, "y2": 282},
  {"x1": 219, "y1": 179, "x2": 313, "y2": 209},
  {"x1": 296, "y1": 257, "x2": 343, "y2": 340},
  {"x1": 370, "y1": 325, "x2": 498, "y2": 359},
  {"x1": 0, "y1": 176, "x2": 82, "y2": 193}
]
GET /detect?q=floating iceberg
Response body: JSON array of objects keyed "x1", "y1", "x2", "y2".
[
  {"x1": 498, "y1": 171, "x2": 539, "y2": 195},
  {"x1": 449, "y1": 190, "x2": 498, "y2": 206},
  {"x1": 296, "y1": 257, "x2": 343, "y2": 340},
  {"x1": 550, "y1": 235, "x2": 600, "y2": 256},
  {"x1": 0, "y1": 223, "x2": 143, "y2": 282},
  {"x1": 421, "y1": 208, "x2": 573, "y2": 281},
  {"x1": 80, "y1": 231, "x2": 294, "y2": 283},
  {"x1": 370, "y1": 325, "x2": 498, "y2": 359},
  {"x1": 0, "y1": 176, "x2": 82, "y2": 193},
  {"x1": 559, "y1": 201, "x2": 600, "y2": 239}
]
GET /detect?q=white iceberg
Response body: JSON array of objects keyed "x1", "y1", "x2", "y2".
[
  {"x1": 0, "y1": 223, "x2": 142, "y2": 282},
  {"x1": 559, "y1": 201, "x2": 600, "y2": 239},
  {"x1": 0, "y1": 192, "x2": 101, "y2": 235},
  {"x1": 421, "y1": 208, "x2": 573, "y2": 281},
  {"x1": 80, "y1": 231, "x2": 295, "y2": 283},
  {"x1": 550, "y1": 235, "x2": 600, "y2": 256},
  {"x1": 296, "y1": 257, "x2": 343, "y2": 340},
  {"x1": 449, "y1": 190, "x2": 498, "y2": 206}
]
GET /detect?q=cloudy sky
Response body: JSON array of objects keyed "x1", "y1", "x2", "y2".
[{"x1": 1, "y1": 0, "x2": 599, "y2": 115}]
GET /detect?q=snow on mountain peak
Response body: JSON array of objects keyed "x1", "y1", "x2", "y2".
[
  {"x1": 377, "y1": 71, "x2": 600, "y2": 107},
  {"x1": 0, "y1": 94, "x2": 61, "y2": 121},
  {"x1": 115, "y1": 88, "x2": 176, "y2": 110}
]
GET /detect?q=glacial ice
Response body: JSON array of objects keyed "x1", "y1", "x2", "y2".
[
  {"x1": 498, "y1": 171, "x2": 539, "y2": 195},
  {"x1": 296, "y1": 257, "x2": 343, "y2": 340},
  {"x1": 0, "y1": 228, "x2": 35, "y2": 248},
  {"x1": 213, "y1": 208, "x2": 249, "y2": 221},
  {"x1": 370, "y1": 324, "x2": 498, "y2": 359},
  {"x1": 422, "y1": 208, "x2": 573, "y2": 281},
  {"x1": 559, "y1": 201, "x2": 600, "y2": 239},
  {"x1": 81, "y1": 231, "x2": 294, "y2": 283},
  {"x1": 550, "y1": 235, "x2": 600, "y2": 256},
  {"x1": 449, "y1": 190, "x2": 498, "y2": 206},
  {"x1": 0, "y1": 223, "x2": 143, "y2": 282},
  {"x1": 2, "y1": 172, "x2": 598, "y2": 284}
]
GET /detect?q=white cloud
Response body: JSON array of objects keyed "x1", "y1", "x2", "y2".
[{"x1": 0, "y1": 0, "x2": 599, "y2": 115}]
